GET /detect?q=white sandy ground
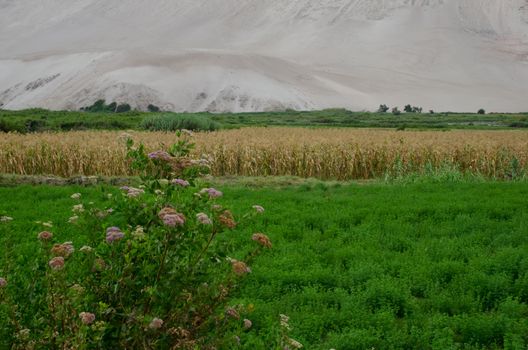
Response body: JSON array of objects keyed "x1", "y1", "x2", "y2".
[{"x1": 0, "y1": 0, "x2": 527, "y2": 112}]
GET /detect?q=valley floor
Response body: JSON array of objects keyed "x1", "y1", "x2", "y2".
[{"x1": 1, "y1": 180, "x2": 527, "y2": 349}]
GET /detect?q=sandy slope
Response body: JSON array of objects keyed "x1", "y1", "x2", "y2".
[{"x1": 0, "y1": 0, "x2": 527, "y2": 112}]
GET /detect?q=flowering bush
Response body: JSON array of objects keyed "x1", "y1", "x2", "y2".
[{"x1": 0, "y1": 132, "x2": 271, "y2": 349}]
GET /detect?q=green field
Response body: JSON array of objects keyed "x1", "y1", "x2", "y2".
[
  {"x1": 2, "y1": 108, "x2": 528, "y2": 133},
  {"x1": 2, "y1": 180, "x2": 527, "y2": 349}
]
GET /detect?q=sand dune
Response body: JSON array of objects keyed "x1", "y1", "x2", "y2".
[{"x1": 0, "y1": 0, "x2": 527, "y2": 112}]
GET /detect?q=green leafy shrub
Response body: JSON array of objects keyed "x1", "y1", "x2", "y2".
[
  {"x1": 141, "y1": 114, "x2": 220, "y2": 132},
  {"x1": 81, "y1": 99, "x2": 109, "y2": 113},
  {"x1": 0, "y1": 132, "x2": 271, "y2": 348},
  {"x1": 107, "y1": 102, "x2": 117, "y2": 112},
  {"x1": 58, "y1": 120, "x2": 130, "y2": 130},
  {"x1": 115, "y1": 104, "x2": 131, "y2": 113},
  {"x1": 509, "y1": 121, "x2": 528, "y2": 128},
  {"x1": 81, "y1": 100, "x2": 132, "y2": 113},
  {"x1": 24, "y1": 119, "x2": 48, "y2": 132}
]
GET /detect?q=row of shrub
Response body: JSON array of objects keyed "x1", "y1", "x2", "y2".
[
  {"x1": 141, "y1": 114, "x2": 220, "y2": 132},
  {"x1": 80, "y1": 99, "x2": 132, "y2": 113},
  {"x1": 81, "y1": 99, "x2": 163, "y2": 113},
  {"x1": 2, "y1": 104, "x2": 527, "y2": 133},
  {"x1": 378, "y1": 104, "x2": 487, "y2": 115},
  {"x1": 0, "y1": 111, "x2": 220, "y2": 133}
]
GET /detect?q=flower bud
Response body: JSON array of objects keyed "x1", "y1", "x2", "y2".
[
  {"x1": 149, "y1": 318, "x2": 164, "y2": 329},
  {"x1": 38, "y1": 231, "x2": 53, "y2": 241},
  {"x1": 49, "y1": 257, "x2": 65, "y2": 270},
  {"x1": 79, "y1": 312, "x2": 96, "y2": 325}
]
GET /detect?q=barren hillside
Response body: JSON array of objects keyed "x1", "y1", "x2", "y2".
[{"x1": 0, "y1": 0, "x2": 527, "y2": 112}]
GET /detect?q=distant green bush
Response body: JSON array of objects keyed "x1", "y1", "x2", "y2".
[
  {"x1": 107, "y1": 102, "x2": 117, "y2": 112},
  {"x1": 115, "y1": 103, "x2": 131, "y2": 113},
  {"x1": 392, "y1": 107, "x2": 401, "y2": 116},
  {"x1": 81, "y1": 99, "x2": 108, "y2": 113},
  {"x1": 81, "y1": 100, "x2": 132, "y2": 113},
  {"x1": 58, "y1": 120, "x2": 130, "y2": 130},
  {"x1": 509, "y1": 122, "x2": 528, "y2": 128},
  {"x1": 412, "y1": 106, "x2": 423, "y2": 113},
  {"x1": 25, "y1": 119, "x2": 48, "y2": 132},
  {"x1": 478, "y1": 109, "x2": 486, "y2": 115},
  {"x1": 0, "y1": 119, "x2": 24, "y2": 133},
  {"x1": 147, "y1": 104, "x2": 160, "y2": 112},
  {"x1": 141, "y1": 114, "x2": 220, "y2": 132},
  {"x1": 377, "y1": 104, "x2": 389, "y2": 113}
]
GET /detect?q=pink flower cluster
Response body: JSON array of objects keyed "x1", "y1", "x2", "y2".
[
  {"x1": 172, "y1": 178, "x2": 190, "y2": 187},
  {"x1": 196, "y1": 213, "x2": 212, "y2": 225},
  {"x1": 38, "y1": 231, "x2": 53, "y2": 241},
  {"x1": 49, "y1": 256, "x2": 65, "y2": 270},
  {"x1": 149, "y1": 318, "x2": 164, "y2": 329},
  {"x1": 163, "y1": 213, "x2": 185, "y2": 227},
  {"x1": 120, "y1": 186, "x2": 145, "y2": 198},
  {"x1": 230, "y1": 259, "x2": 251, "y2": 276},
  {"x1": 158, "y1": 207, "x2": 186, "y2": 227},
  {"x1": 225, "y1": 307, "x2": 240, "y2": 320},
  {"x1": 243, "y1": 319, "x2": 252, "y2": 330},
  {"x1": 199, "y1": 188, "x2": 223, "y2": 199},
  {"x1": 51, "y1": 242, "x2": 75, "y2": 257},
  {"x1": 106, "y1": 227, "x2": 125, "y2": 243},
  {"x1": 148, "y1": 150, "x2": 172, "y2": 161},
  {"x1": 252, "y1": 233, "x2": 272, "y2": 248},
  {"x1": 79, "y1": 312, "x2": 96, "y2": 325}
]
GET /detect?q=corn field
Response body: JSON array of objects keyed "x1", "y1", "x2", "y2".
[{"x1": 1, "y1": 128, "x2": 527, "y2": 180}]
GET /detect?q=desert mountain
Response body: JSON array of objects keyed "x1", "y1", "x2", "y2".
[{"x1": 0, "y1": 0, "x2": 527, "y2": 112}]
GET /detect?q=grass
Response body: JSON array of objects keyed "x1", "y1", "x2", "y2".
[
  {"x1": 210, "y1": 109, "x2": 528, "y2": 130},
  {"x1": 1, "y1": 180, "x2": 527, "y2": 349},
  {"x1": 0, "y1": 108, "x2": 143, "y2": 132},
  {"x1": 141, "y1": 113, "x2": 220, "y2": 131},
  {"x1": 1, "y1": 108, "x2": 528, "y2": 133}
]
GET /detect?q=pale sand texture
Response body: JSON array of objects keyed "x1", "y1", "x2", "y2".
[{"x1": 0, "y1": 0, "x2": 527, "y2": 112}]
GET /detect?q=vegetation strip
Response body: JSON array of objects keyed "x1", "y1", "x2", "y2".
[{"x1": 2, "y1": 108, "x2": 528, "y2": 133}]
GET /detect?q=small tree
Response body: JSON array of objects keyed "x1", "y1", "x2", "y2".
[
  {"x1": 107, "y1": 102, "x2": 117, "y2": 113},
  {"x1": 377, "y1": 104, "x2": 389, "y2": 113},
  {"x1": 147, "y1": 104, "x2": 160, "y2": 112},
  {"x1": 412, "y1": 106, "x2": 423, "y2": 113},
  {"x1": 116, "y1": 103, "x2": 131, "y2": 113},
  {"x1": 404, "y1": 104, "x2": 413, "y2": 113},
  {"x1": 429, "y1": 110, "x2": 434, "y2": 114},
  {"x1": 392, "y1": 107, "x2": 401, "y2": 115},
  {"x1": 82, "y1": 99, "x2": 106, "y2": 112},
  {"x1": 478, "y1": 108, "x2": 486, "y2": 115}
]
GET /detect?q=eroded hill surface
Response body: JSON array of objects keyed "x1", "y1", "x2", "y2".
[{"x1": 0, "y1": 0, "x2": 527, "y2": 112}]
